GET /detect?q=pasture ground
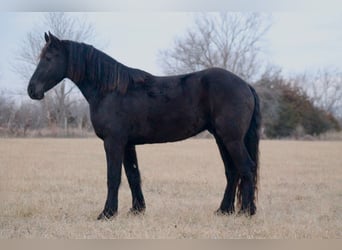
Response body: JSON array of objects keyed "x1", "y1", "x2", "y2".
[{"x1": 0, "y1": 139, "x2": 341, "y2": 238}]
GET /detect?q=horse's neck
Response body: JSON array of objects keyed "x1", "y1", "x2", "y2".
[
  {"x1": 72, "y1": 78, "x2": 100, "y2": 105},
  {"x1": 66, "y1": 66, "x2": 99, "y2": 105}
]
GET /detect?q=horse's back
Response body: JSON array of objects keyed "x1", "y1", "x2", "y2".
[{"x1": 157, "y1": 67, "x2": 255, "y2": 125}]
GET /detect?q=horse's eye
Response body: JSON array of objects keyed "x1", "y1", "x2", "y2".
[{"x1": 45, "y1": 56, "x2": 51, "y2": 62}]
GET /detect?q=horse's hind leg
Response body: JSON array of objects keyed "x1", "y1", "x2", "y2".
[
  {"x1": 123, "y1": 145, "x2": 146, "y2": 214},
  {"x1": 214, "y1": 135, "x2": 239, "y2": 215},
  {"x1": 222, "y1": 140, "x2": 256, "y2": 215}
]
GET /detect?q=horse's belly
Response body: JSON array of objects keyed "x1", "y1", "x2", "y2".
[{"x1": 132, "y1": 114, "x2": 207, "y2": 144}]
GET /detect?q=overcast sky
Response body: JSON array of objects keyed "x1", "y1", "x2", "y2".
[{"x1": 0, "y1": 11, "x2": 342, "y2": 98}]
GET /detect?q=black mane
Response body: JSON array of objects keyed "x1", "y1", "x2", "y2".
[{"x1": 64, "y1": 40, "x2": 151, "y2": 94}]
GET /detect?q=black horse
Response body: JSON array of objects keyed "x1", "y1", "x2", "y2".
[{"x1": 28, "y1": 32, "x2": 261, "y2": 219}]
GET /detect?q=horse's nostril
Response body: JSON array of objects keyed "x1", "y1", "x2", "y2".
[
  {"x1": 28, "y1": 85, "x2": 34, "y2": 96},
  {"x1": 28, "y1": 84, "x2": 44, "y2": 100},
  {"x1": 28, "y1": 85, "x2": 39, "y2": 99}
]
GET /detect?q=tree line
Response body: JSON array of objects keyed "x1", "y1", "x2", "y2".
[
  {"x1": 0, "y1": 91, "x2": 92, "y2": 137},
  {"x1": 254, "y1": 68, "x2": 340, "y2": 138},
  {"x1": 0, "y1": 13, "x2": 341, "y2": 138}
]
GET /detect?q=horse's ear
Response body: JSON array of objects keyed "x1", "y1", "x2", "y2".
[
  {"x1": 48, "y1": 32, "x2": 61, "y2": 47},
  {"x1": 44, "y1": 32, "x2": 49, "y2": 43}
]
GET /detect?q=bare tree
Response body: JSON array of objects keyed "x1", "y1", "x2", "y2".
[
  {"x1": 158, "y1": 13, "x2": 271, "y2": 81},
  {"x1": 289, "y1": 68, "x2": 342, "y2": 119},
  {"x1": 309, "y1": 69, "x2": 342, "y2": 118},
  {"x1": 15, "y1": 12, "x2": 95, "y2": 130}
]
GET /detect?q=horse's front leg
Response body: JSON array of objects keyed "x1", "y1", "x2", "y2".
[
  {"x1": 123, "y1": 145, "x2": 146, "y2": 214},
  {"x1": 97, "y1": 137, "x2": 125, "y2": 220}
]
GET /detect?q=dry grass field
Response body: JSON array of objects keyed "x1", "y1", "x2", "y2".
[{"x1": 0, "y1": 138, "x2": 341, "y2": 238}]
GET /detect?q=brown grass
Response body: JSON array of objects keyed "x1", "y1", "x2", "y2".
[{"x1": 0, "y1": 139, "x2": 341, "y2": 239}]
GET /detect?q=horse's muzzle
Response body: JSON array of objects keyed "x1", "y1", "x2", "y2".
[{"x1": 28, "y1": 84, "x2": 44, "y2": 100}]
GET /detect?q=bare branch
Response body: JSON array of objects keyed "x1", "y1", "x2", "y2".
[
  {"x1": 296, "y1": 68, "x2": 342, "y2": 118},
  {"x1": 158, "y1": 13, "x2": 272, "y2": 82}
]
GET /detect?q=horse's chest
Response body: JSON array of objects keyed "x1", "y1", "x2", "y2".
[{"x1": 89, "y1": 107, "x2": 121, "y2": 139}]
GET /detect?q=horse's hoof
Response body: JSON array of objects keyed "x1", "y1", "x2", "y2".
[
  {"x1": 128, "y1": 207, "x2": 145, "y2": 216},
  {"x1": 238, "y1": 206, "x2": 256, "y2": 217},
  {"x1": 215, "y1": 208, "x2": 235, "y2": 216},
  {"x1": 97, "y1": 210, "x2": 117, "y2": 220}
]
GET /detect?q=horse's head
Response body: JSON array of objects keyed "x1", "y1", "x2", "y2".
[{"x1": 27, "y1": 32, "x2": 68, "y2": 100}]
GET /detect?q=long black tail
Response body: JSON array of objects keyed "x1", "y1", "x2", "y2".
[{"x1": 238, "y1": 85, "x2": 262, "y2": 207}]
